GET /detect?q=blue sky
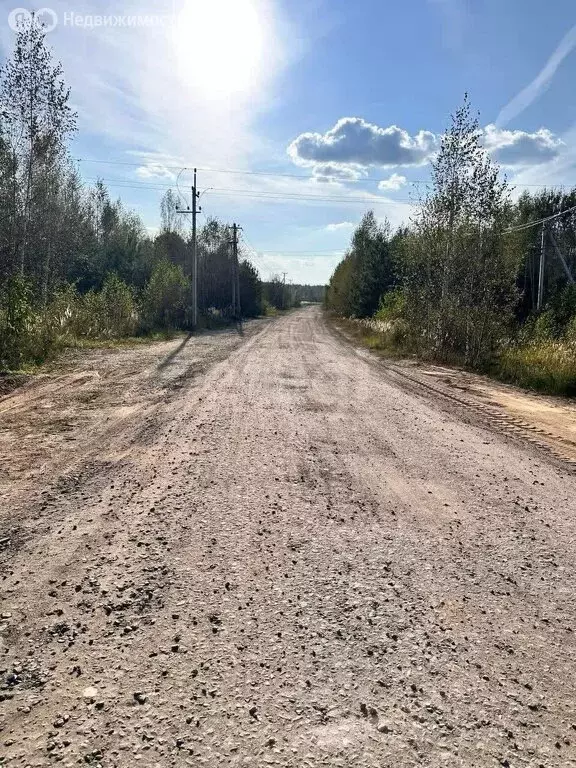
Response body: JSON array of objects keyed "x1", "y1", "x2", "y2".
[{"x1": 1, "y1": 0, "x2": 576, "y2": 283}]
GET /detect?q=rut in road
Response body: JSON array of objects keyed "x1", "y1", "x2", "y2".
[{"x1": 1, "y1": 306, "x2": 575, "y2": 767}]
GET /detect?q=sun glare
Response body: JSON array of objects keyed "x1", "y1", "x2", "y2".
[{"x1": 174, "y1": 0, "x2": 264, "y2": 97}]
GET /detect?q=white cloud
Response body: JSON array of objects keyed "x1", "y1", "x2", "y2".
[
  {"x1": 312, "y1": 164, "x2": 365, "y2": 183},
  {"x1": 503, "y1": 124, "x2": 576, "y2": 195},
  {"x1": 482, "y1": 124, "x2": 564, "y2": 166},
  {"x1": 288, "y1": 117, "x2": 439, "y2": 170},
  {"x1": 287, "y1": 117, "x2": 566, "y2": 177},
  {"x1": 325, "y1": 221, "x2": 355, "y2": 232},
  {"x1": 136, "y1": 163, "x2": 177, "y2": 181},
  {"x1": 378, "y1": 173, "x2": 407, "y2": 191},
  {"x1": 497, "y1": 23, "x2": 576, "y2": 127}
]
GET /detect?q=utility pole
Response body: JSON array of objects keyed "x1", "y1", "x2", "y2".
[
  {"x1": 176, "y1": 168, "x2": 201, "y2": 329},
  {"x1": 537, "y1": 224, "x2": 546, "y2": 311},
  {"x1": 231, "y1": 223, "x2": 242, "y2": 320},
  {"x1": 282, "y1": 272, "x2": 287, "y2": 310},
  {"x1": 192, "y1": 168, "x2": 199, "y2": 329}
]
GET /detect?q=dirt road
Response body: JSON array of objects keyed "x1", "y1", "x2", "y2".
[{"x1": 1, "y1": 306, "x2": 575, "y2": 767}]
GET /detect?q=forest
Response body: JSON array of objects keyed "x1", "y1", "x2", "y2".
[
  {"x1": 0, "y1": 20, "x2": 308, "y2": 371},
  {"x1": 325, "y1": 97, "x2": 576, "y2": 395}
]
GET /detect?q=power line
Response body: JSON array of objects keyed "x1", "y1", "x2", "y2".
[
  {"x1": 79, "y1": 168, "x2": 576, "y2": 238},
  {"x1": 74, "y1": 157, "x2": 572, "y2": 188},
  {"x1": 81, "y1": 176, "x2": 417, "y2": 206},
  {"x1": 503, "y1": 202, "x2": 576, "y2": 234},
  {"x1": 238, "y1": 234, "x2": 262, "y2": 263},
  {"x1": 203, "y1": 188, "x2": 415, "y2": 204}
]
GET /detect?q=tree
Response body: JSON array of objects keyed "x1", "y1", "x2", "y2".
[
  {"x1": 511, "y1": 188, "x2": 576, "y2": 322},
  {"x1": 160, "y1": 189, "x2": 185, "y2": 235},
  {"x1": 0, "y1": 14, "x2": 77, "y2": 275},
  {"x1": 197, "y1": 217, "x2": 233, "y2": 312},
  {"x1": 141, "y1": 260, "x2": 189, "y2": 330},
  {"x1": 348, "y1": 211, "x2": 393, "y2": 317},
  {"x1": 400, "y1": 95, "x2": 518, "y2": 364},
  {"x1": 239, "y1": 259, "x2": 262, "y2": 317},
  {"x1": 264, "y1": 276, "x2": 287, "y2": 310},
  {"x1": 325, "y1": 211, "x2": 393, "y2": 317}
]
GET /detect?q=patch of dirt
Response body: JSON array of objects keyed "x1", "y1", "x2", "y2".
[
  {"x1": 331, "y1": 318, "x2": 576, "y2": 466},
  {"x1": 0, "y1": 322, "x2": 269, "y2": 498}
]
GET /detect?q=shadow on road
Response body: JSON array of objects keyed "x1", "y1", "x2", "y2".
[{"x1": 157, "y1": 334, "x2": 193, "y2": 371}]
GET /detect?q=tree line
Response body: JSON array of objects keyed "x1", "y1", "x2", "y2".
[
  {"x1": 0, "y1": 19, "x2": 303, "y2": 370},
  {"x1": 325, "y1": 96, "x2": 576, "y2": 394}
]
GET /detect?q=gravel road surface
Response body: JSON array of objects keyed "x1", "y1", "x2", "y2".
[{"x1": 1, "y1": 306, "x2": 575, "y2": 767}]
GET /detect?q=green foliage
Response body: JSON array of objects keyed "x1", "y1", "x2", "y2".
[
  {"x1": 239, "y1": 259, "x2": 263, "y2": 317},
  {"x1": 141, "y1": 260, "x2": 189, "y2": 331},
  {"x1": 154, "y1": 231, "x2": 189, "y2": 274},
  {"x1": 399, "y1": 96, "x2": 518, "y2": 366},
  {"x1": 100, "y1": 274, "x2": 138, "y2": 337},
  {"x1": 511, "y1": 189, "x2": 576, "y2": 322},
  {"x1": 292, "y1": 284, "x2": 325, "y2": 303},
  {"x1": 0, "y1": 274, "x2": 36, "y2": 368},
  {"x1": 261, "y1": 298, "x2": 277, "y2": 316},
  {"x1": 375, "y1": 288, "x2": 405, "y2": 322},
  {"x1": 1, "y1": 273, "x2": 141, "y2": 369},
  {"x1": 0, "y1": 27, "x2": 321, "y2": 372},
  {"x1": 327, "y1": 96, "x2": 521, "y2": 369},
  {"x1": 325, "y1": 212, "x2": 394, "y2": 317},
  {"x1": 45, "y1": 276, "x2": 138, "y2": 340},
  {"x1": 263, "y1": 276, "x2": 300, "y2": 311}
]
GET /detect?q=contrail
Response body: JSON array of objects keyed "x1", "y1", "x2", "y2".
[{"x1": 497, "y1": 23, "x2": 576, "y2": 127}]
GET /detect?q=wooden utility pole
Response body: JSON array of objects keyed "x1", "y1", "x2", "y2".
[
  {"x1": 537, "y1": 224, "x2": 546, "y2": 311},
  {"x1": 191, "y1": 168, "x2": 199, "y2": 328},
  {"x1": 176, "y1": 168, "x2": 201, "y2": 329},
  {"x1": 231, "y1": 223, "x2": 242, "y2": 320}
]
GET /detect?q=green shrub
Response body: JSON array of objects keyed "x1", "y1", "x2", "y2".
[
  {"x1": 0, "y1": 275, "x2": 54, "y2": 369},
  {"x1": 1, "y1": 274, "x2": 142, "y2": 371},
  {"x1": 45, "y1": 275, "x2": 138, "y2": 340},
  {"x1": 141, "y1": 260, "x2": 189, "y2": 331},
  {"x1": 261, "y1": 299, "x2": 278, "y2": 317},
  {"x1": 375, "y1": 288, "x2": 405, "y2": 322}
]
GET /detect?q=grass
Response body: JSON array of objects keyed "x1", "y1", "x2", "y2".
[
  {"x1": 498, "y1": 340, "x2": 576, "y2": 396},
  {"x1": 332, "y1": 315, "x2": 408, "y2": 359}
]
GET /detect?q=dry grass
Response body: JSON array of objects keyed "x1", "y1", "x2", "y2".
[
  {"x1": 331, "y1": 313, "x2": 576, "y2": 398},
  {"x1": 499, "y1": 341, "x2": 576, "y2": 396}
]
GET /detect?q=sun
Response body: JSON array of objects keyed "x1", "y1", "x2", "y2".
[{"x1": 174, "y1": 0, "x2": 264, "y2": 97}]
